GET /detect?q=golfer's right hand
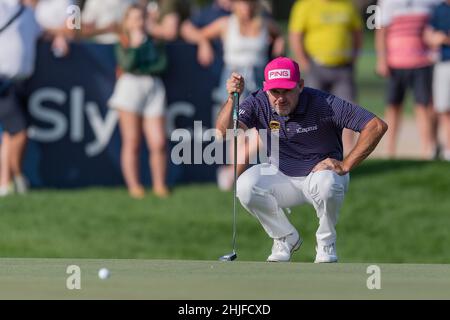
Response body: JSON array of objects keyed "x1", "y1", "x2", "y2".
[{"x1": 227, "y1": 73, "x2": 245, "y2": 96}]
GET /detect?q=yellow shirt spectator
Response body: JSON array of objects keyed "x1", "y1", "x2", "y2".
[{"x1": 289, "y1": 0, "x2": 362, "y2": 66}]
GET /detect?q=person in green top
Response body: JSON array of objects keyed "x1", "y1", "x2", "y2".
[
  {"x1": 108, "y1": 4, "x2": 170, "y2": 199},
  {"x1": 115, "y1": 27, "x2": 167, "y2": 75}
]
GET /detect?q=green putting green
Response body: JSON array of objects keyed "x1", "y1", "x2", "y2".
[{"x1": 1, "y1": 259, "x2": 449, "y2": 299}]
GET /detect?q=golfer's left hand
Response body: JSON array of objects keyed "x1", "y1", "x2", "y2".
[{"x1": 312, "y1": 158, "x2": 348, "y2": 176}]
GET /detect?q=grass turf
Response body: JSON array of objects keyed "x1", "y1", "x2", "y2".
[
  {"x1": 0, "y1": 259, "x2": 449, "y2": 299},
  {"x1": 0, "y1": 160, "x2": 449, "y2": 264}
]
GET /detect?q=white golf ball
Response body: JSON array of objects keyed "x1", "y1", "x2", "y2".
[{"x1": 98, "y1": 268, "x2": 110, "y2": 280}]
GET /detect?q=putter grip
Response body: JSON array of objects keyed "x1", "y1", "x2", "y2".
[{"x1": 232, "y1": 92, "x2": 239, "y2": 122}]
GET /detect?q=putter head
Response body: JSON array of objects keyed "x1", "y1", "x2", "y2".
[{"x1": 219, "y1": 251, "x2": 237, "y2": 261}]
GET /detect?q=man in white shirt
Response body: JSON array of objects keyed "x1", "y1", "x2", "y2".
[{"x1": 0, "y1": 0, "x2": 41, "y2": 196}]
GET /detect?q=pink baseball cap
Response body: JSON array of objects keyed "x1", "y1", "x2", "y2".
[{"x1": 263, "y1": 57, "x2": 301, "y2": 91}]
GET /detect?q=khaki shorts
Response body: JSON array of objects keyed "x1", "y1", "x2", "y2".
[
  {"x1": 433, "y1": 61, "x2": 450, "y2": 113},
  {"x1": 108, "y1": 73, "x2": 166, "y2": 117}
]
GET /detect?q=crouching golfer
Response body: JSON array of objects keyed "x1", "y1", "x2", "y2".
[{"x1": 216, "y1": 57, "x2": 388, "y2": 263}]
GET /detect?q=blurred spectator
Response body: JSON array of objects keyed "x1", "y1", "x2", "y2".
[
  {"x1": 183, "y1": 0, "x2": 232, "y2": 30},
  {"x1": 108, "y1": 4, "x2": 169, "y2": 198},
  {"x1": 181, "y1": 0, "x2": 232, "y2": 77},
  {"x1": 208, "y1": 0, "x2": 284, "y2": 101},
  {"x1": 185, "y1": 0, "x2": 285, "y2": 190},
  {"x1": 0, "y1": 0, "x2": 41, "y2": 196},
  {"x1": 24, "y1": 0, "x2": 75, "y2": 57},
  {"x1": 375, "y1": 0, "x2": 441, "y2": 159},
  {"x1": 181, "y1": 0, "x2": 232, "y2": 47},
  {"x1": 81, "y1": 0, "x2": 136, "y2": 44},
  {"x1": 145, "y1": 0, "x2": 190, "y2": 41},
  {"x1": 425, "y1": 0, "x2": 450, "y2": 161},
  {"x1": 288, "y1": 0, "x2": 363, "y2": 155}
]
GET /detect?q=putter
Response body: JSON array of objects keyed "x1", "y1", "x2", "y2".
[{"x1": 219, "y1": 92, "x2": 239, "y2": 262}]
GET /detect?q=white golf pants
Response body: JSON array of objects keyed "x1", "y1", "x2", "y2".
[{"x1": 236, "y1": 164, "x2": 349, "y2": 246}]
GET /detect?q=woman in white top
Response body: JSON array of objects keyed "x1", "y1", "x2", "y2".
[
  {"x1": 199, "y1": 0, "x2": 283, "y2": 97},
  {"x1": 189, "y1": 0, "x2": 284, "y2": 190}
]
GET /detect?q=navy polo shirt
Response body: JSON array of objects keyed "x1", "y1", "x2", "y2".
[
  {"x1": 429, "y1": 2, "x2": 450, "y2": 62},
  {"x1": 239, "y1": 88, "x2": 376, "y2": 177}
]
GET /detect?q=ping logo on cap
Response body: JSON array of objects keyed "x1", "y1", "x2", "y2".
[{"x1": 268, "y1": 69, "x2": 291, "y2": 80}]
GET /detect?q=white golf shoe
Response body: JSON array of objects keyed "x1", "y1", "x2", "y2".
[
  {"x1": 267, "y1": 230, "x2": 302, "y2": 262},
  {"x1": 314, "y1": 243, "x2": 338, "y2": 263}
]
